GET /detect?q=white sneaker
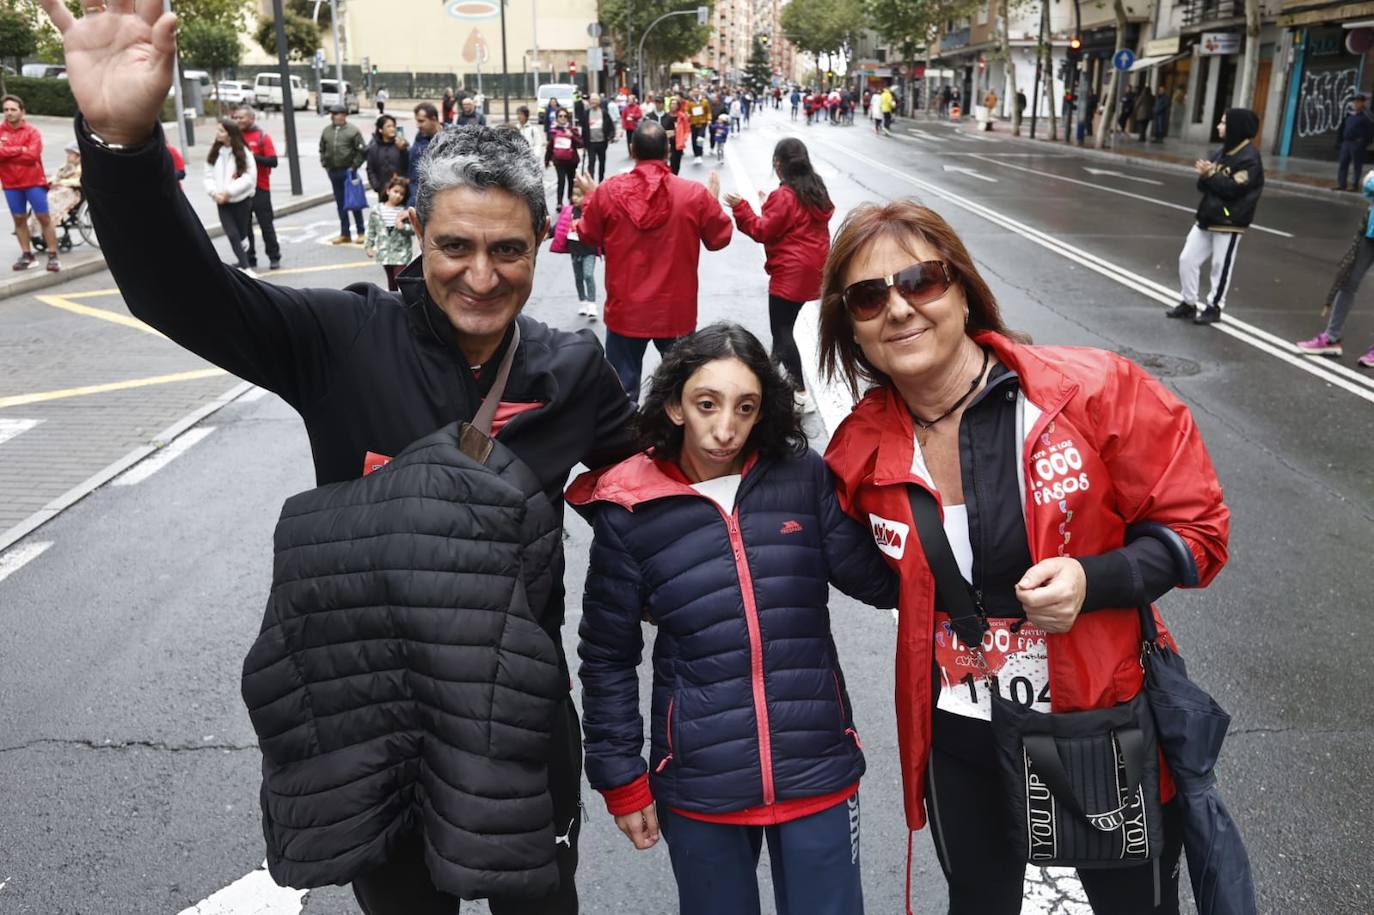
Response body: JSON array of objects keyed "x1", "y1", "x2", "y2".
[
  {"x1": 694, "y1": 155, "x2": 703, "y2": 165},
  {"x1": 239, "y1": 266, "x2": 259, "y2": 278},
  {"x1": 794, "y1": 390, "x2": 816, "y2": 413},
  {"x1": 576, "y1": 303, "x2": 590, "y2": 317},
  {"x1": 584, "y1": 302, "x2": 598, "y2": 321}
]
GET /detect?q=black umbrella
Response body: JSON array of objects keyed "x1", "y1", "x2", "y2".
[{"x1": 1141, "y1": 643, "x2": 1256, "y2": 915}]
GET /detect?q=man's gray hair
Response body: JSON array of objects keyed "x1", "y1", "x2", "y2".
[{"x1": 415, "y1": 125, "x2": 547, "y2": 239}]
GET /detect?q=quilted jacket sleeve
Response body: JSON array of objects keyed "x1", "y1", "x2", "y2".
[
  {"x1": 813, "y1": 452, "x2": 899, "y2": 608},
  {"x1": 577, "y1": 509, "x2": 649, "y2": 795}
]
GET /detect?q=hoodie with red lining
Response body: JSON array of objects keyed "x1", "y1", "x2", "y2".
[{"x1": 569, "y1": 448, "x2": 897, "y2": 825}]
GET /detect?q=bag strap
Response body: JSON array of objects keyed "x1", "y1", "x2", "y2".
[
  {"x1": 458, "y1": 321, "x2": 521, "y2": 462},
  {"x1": 1023, "y1": 728, "x2": 1147, "y2": 831},
  {"x1": 906, "y1": 484, "x2": 987, "y2": 649}
]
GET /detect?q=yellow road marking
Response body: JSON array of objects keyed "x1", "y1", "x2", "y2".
[
  {"x1": 0, "y1": 368, "x2": 227, "y2": 409},
  {"x1": 270, "y1": 260, "x2": 373, "y2": 276},
  {"x1": 34, "y1": 294, "x2": 166, "y2": 338}
]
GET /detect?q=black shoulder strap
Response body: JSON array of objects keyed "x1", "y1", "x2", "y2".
[{"x1": 906, "y1": 484, "x2": 987, "y2": 648}]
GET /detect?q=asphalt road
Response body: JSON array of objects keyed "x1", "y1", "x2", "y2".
[{"x1": 1, "y1": 108, "x2": 1372, "y2": 914}]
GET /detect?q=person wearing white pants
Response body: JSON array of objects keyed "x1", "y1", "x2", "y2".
[{"x1": 1167, "y1": 108, "x2": 1264, "y2": 325}]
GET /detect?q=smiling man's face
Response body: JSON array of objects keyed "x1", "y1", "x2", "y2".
[{"x1": 414, "y1": 185, "x2": 547, "y2": 364}]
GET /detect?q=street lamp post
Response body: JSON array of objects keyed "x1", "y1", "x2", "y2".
[{"x1": 638, "y1": 9, "x2": 701, "y2": 94}]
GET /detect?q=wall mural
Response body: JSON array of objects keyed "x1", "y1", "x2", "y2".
[{"x1": 1296, "y1": 65, "x2": 1359, "y2": 139}]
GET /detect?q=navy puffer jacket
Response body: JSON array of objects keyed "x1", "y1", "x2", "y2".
[{"x1": 569, "y1": 448, "x2": 898, "y2": 815}]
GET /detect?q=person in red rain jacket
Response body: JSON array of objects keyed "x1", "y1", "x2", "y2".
[
  {"x1": 234, "y1": 104, "x2": 282, "y2": 270},
  {"x1": 817, "y1": 200, "x2": 1230, "y2": 914},
  {"x1": 619, "y1": 94, "x2": 643, "y2": 156},
  {"x1": 1, "y1": 94, "x2": 60, "y2": 271},
  {"x1": 724, "y1": 137, "x2": 834, "y2": 411},
  {"x1": 574, "y1": 119, "x2": 732, "y2": 401}
]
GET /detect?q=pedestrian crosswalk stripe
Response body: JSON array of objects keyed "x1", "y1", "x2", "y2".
[
  {"x1": 0, "y1": 418, "x2": 41, "y2": 447},
  {"x1": 175, "y1": 862, "x2": 305, "y2": 915}
]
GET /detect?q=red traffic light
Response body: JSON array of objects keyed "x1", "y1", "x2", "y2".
[{"x1": 1069, "y1": 36, "x2": 1082, "y2": 50}]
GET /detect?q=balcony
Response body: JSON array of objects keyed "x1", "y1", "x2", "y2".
[{"x1": 1181, "y1": 0, "x2": 1240, "y2": 27}]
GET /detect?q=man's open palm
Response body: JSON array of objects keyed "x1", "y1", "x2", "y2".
[{"x1": 38, "y1": 0, "x2": 177, "y2": 146}]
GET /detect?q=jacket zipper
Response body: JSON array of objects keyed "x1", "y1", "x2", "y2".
[
  {"x1": 833, "y1": 671, "x2": 863, "y2": 749},
  {"x1": 1021, "y1": 397, "x2": 1072, "y2": 712},
  {"x1": 655, "y1": 695, "x2": 675, "y2": 773},
  {"x1": 717, "y1": 506, "x2": 776, "y2": 805}
]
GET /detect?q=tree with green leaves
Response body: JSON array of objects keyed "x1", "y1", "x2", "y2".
[
  {"x1": 781, "y1": 0, "x2": 862, "y2": 88},
  {"x1": 600, "y1": 0, "x2": 712, "y2": 91},
  {"x1": 179, "y1": 19, "x2": 240, "y2": 91},
  {"x1": 744, "y1": 36, "x2": 772, "y2": 93},
  {"x1": 255, "y1": 10, "x2": 320, "y2": 63},
  {"x1": 0, "y1": 2, "x2": 38, "y2": 91},
  {"x1": 174, "y1": 0, "x2": 253, "y2": 30},
  {"x1": 865, "y1": 0, "x2": 981, "y2": 115}
]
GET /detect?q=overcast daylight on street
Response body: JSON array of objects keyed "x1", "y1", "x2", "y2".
[{"x1": 0, "y1": 0, "x2": 1372, "y2": 913}]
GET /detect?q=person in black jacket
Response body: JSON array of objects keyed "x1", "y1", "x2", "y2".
[
  {"x1": 574, "y1": 92, "x2": 615, "y2": 182},
  {"x1": 363, "y1": 112, "x2": 409, "y2": 194},
  {"x1": 1167, "y1": 108, "x2": 1264, "y2": 325},
  {"x1": 45, "y1": 2, "x2": 637, "y2": 910},
  {"x1": 1336, "y1": 93, "x2": 1374, "y2": 191}
]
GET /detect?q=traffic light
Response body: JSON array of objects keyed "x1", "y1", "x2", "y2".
[
  {"x1": 760, "y1": 34, "x2": 769, "y2": 45},
  {"x1": 1066, "y1": 35, "x2": 1083, "y2": 61}
]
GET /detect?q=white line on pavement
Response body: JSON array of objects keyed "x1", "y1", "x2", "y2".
[
  {"x1": 909, "y1": 129, "x2": 947, "y2": 142},
  {"x1": 0, "y1": 541, "x2": 53, "y2": 585},
  {"x1": 239, "y1": 386, "x2": 270, "y2": 403},
  {"x1": 943, "y1": 165, "x2": 998, "y2": 183},
  {"x1": 1083, "y1": 166, "x2": 1165, "y2": 186},
  {"x1": 113, "y1": 427, "x2": 216, "y2": 487},
  {"x1": 0, "y1": 418, "x2": 42, "y2": 447},
  {"x1": 176, "y1": 862, "x2": 306, "y2": 915},
  {"x1": 954, "y1": 129, "x2": 1001, "y2": 143},
  {"x1": 964, "y1": 152, "x2": 1294, "y2": 238},
  {"x1": 810, "y1": 137, "x2": 1374, "y2": 404}
]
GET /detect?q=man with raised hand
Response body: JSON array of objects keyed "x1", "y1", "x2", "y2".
[{"x1": 38, "y1": 0, "x2": 636, "y2": 910}]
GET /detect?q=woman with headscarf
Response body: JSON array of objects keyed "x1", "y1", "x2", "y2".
[{"x1": 1167, "y1": 108, "x2": 1264, "y2": 325}]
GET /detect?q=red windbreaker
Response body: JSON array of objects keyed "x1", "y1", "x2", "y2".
[
  {"x1": 620, "y1": 102, "x2": 643, "y2": 134},
  {"x1": 731, "y1": 185, "x2": 833, "y2": 302},
  {"x1": 0, "y1": 120, "x2": 46, "y2": 189},
  {"x1": 576, "y1": 160, "x2": 733, "y2": 338},
  {"x1": 824, "y1": 332, "x2": 1230, "y2": 830},
  {"x1": 242, "y1": 127, "x2": 276, "y2": 191}
]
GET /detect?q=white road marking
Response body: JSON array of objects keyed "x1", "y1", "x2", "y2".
[
  {"x1": 175, "y1": 862, "x2": 305, "y2": 915},
  {"x1": 113, "y1": 427, "x2": 216, "y2": 487},
  {"x1": 239, "y1": 386, "x2": 270, "y2": 403},
  {"x1": 943, "y1": 165, "x2": 998, "y2": 183},
  {"x1": 1083, "y1": 166, "x2": 1164, "y2": 186},
  {"x1": 909, "y1": 129, "x2": 947, "y2": 142},
  {"x1": 0, "y1": 541, "x2": 53, "y2": 584},
  {"x1": 817, "y1": 139, "x2": 1374, "y2": 403},
  {"x1": 954, "y1": 129, "x2": 1001, "y2": 143},
  {"x1": 966, "y1": 153, "x2": 1294, "y2": 238},
  {"x1": 0, "y1": 418, "x2": 41, "y2": 447}
]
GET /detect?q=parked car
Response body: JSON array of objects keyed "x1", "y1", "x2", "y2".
[
  {"x1": 536, "y1": 83, "x2": 578, "y2": 112},
  {"x1": 316, "y1": 79, "x2": 359, "y2": 114},
  {"x1": 214, "y1": 80, "x2": 253, "y2": 106},
  {"x1": 253, "y1": 72, "x2": 309, "y2": 111},
  {"x1": 21, "y1": 63, "x2": 66, "y2": 79}
]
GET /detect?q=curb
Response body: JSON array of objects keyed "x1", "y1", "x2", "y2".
[
  {"x1": 918, "y1": 117, "x2": 1362, "y2": 203},
  {"x1": 0, "y1": 191, "x2": 336, "y2": 301},
  {"x1": 0, "y1": 381, "x2": 254, "y2": 555}
]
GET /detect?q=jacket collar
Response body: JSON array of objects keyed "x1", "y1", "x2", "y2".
[
  {"x1": 869, "y1": 331, "x2": 1078, "y2": 486},
  {"x1": 566, "y1": 450, "x2": 762, "y2": 511},
  {"x1": 395, "y1": 260, "x2": 517, "y2": 376}
]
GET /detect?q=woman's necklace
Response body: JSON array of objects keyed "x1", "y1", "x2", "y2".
[{"x1": 911, "y1": 347, "x2": 990, "y2": 446}]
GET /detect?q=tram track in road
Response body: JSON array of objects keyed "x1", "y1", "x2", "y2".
[{"x1": 798, "y1": 129, "x2": 1374, "y2": 406}]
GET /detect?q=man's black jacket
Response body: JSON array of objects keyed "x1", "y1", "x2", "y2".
[{"x1": 77, "y1": 119, "x2": 637, "y2": 632}]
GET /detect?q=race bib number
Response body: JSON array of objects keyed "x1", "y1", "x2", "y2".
[
  {"x1": 554, "y1": 136, "x2": 573, "y2": 150},
  {"x1": 692, "y1": 105, "x2": 704, "y2": 117},
  {"x1": 934, "y1": 614, "x2": 1051, "y2": 721}
]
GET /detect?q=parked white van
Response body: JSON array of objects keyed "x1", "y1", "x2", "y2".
[
  {"x1": 253, "y1": 72, "x2": 309, "y2": 111},
  {"x1": 317, "y1": 79, "x2": 359, "y2": 114}
]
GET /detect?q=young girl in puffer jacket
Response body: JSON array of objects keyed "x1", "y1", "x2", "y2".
[{"x1": 568, "y1": 323, "x2": 897, "y2": 915}]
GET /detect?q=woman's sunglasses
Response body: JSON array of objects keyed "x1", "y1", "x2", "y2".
[{"x1": 841, "y1": 261, "x2": 954, "y2": 321}]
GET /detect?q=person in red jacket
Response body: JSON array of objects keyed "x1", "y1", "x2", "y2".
[
  {"x1": 574, "y1": 120, "x2": 733, "y2": 400},
  {"x1": 619, "y1": 93, "x2": 643, "y2": 156},
  {"x1": 234, "y1": 104, "x2": 281, "y2": 270},
  {"x1": 1, "y1": 94, "x2": 60, "y2": 272},
  {"x1": 817, "y1": 200, "x2": 1230, "y2": 914},
  {"x1": 724, "y1": 138, "x2": 834, "y2": 412}
]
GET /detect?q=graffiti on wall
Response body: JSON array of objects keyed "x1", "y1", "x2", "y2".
[{"x1": 1297, "y1": 67, "x2": 1359, "y2": 138}]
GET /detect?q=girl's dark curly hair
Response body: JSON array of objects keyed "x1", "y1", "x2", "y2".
[{"x1": 637, "y1": 322, "x2": 808, "y2": 460}]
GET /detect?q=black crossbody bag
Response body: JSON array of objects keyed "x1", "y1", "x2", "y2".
[{"x1": 908, "y1": 485, "x2": 1164, "y2": 868}]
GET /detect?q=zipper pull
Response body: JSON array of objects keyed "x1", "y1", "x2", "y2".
[{"x1": 655, "y1": 754, "x2": 674, "y2": 773}]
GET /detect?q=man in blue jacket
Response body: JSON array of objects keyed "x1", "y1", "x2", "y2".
[
  {"x1": 406, "y1": 101, "x2": 440, "y2": 206},
  {"x1": 1337, "y1": 93, "x2": 1374, "y2": 191}
]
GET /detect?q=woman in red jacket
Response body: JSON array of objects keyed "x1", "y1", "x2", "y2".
[
  {"x1": 724, "y1": 138, "x2": 833, "y2": 413},
  {"x1": 817, "y1": 200, "x2": 1230, "y2": 914}
]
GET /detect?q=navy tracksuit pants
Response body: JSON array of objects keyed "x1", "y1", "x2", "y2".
[{"x1": 658, "y1": 793, "x2": 864, "y2": 915}]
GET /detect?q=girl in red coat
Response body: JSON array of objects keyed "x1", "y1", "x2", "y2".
[
  {"x1": 817, "y1": 200, "x2": 1230, "y2": 914},
  {"x1": 724, "y1": 138, "x2": 834, "y2": 413}
]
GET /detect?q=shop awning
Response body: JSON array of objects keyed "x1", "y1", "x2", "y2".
[{"x1": 1127, "y1": 52, "x2": 1188, "y2": 71}]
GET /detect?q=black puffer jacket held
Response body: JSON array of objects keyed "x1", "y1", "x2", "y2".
[{"x1": 242, "y1": 423, "x2": 565, "y2": 899}]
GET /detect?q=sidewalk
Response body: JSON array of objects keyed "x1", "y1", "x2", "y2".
[{"x1": 909, "y1": 110, "x2": 1356, "y2": 199}]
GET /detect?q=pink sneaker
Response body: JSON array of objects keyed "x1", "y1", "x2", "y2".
[
  {"x1": 1294, "y1": 332, "x2": 1342, "y2": 357},
  {"x1": 1358, "y1": 346, "x2": 1374, "y2": 369}
]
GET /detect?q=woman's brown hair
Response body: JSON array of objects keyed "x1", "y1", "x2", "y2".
[
  {"x1": 818, "y1": 199, "x2": 1027, "y2": 397},
  {"x1": 207, "y1": 117, "x2": 249, "y2": 178}
]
